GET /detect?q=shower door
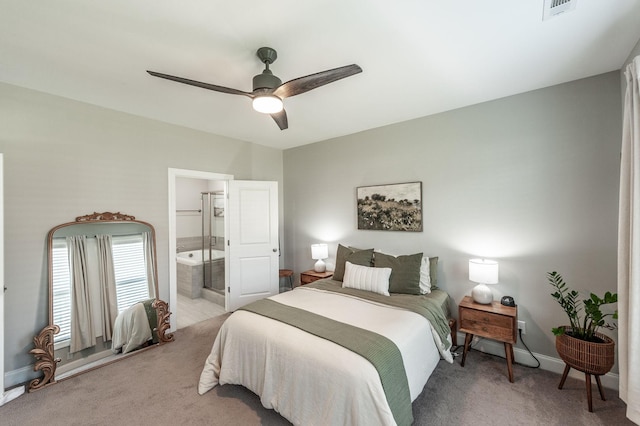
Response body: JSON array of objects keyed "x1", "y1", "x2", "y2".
[{"x1": 227, "y1": 180, "x2": 279, "y2": 311}]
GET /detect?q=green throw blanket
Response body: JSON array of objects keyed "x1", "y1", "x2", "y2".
[
  {"x1": 240, "y1": 298, "x2": 413, "y2": 426},
  {"x1": 308, "y1": 279, "x2": 452, "y2": 351},
  {"x1": 142, "y1": 298, "x2": 158, "y2": 344}
]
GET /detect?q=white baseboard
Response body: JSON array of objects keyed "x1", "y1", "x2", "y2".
[
  {"x1": 455, "y1": 331, "x2": 619, "y2": 391},
  {"x1": 4, "y1": 365, "x2": 36, "y2": 391},
  {"x1": 0, "y1": 386, "x2": 25, "y2": 406},
  {"x1": 5, "y1": 349, "x2": 115, "y2": 390}
]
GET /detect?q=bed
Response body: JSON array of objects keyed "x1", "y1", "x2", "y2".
[{"x1": 198, "y1": 247, "x2": 454, "y2": 426}]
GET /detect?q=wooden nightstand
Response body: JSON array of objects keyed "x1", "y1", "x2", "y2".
[
  {"x1": 300, "y1": 270, "x2": 333, "y2": 285},
  {"x1": 459, "y1": 295, "x2": 518, "y2": 382}
]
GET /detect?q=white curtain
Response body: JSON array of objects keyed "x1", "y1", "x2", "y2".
[
  {"x1": 96, "y1": 234, "x2": 118, "y2": 341},
  {"x1": 143, "y1": 231, "x2": 157, "y2": 298},
  {"x1": 67, "y1": 235, "x2": 96, "y2": 353},
  {"x1": 618, "y1": 55, "x2": 640, "y2": 425}
]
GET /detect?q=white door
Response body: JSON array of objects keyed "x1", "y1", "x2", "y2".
[
  {"x1": 227, "y1": 180, "x2": 279, "y2": 311},
  {"x1": 0, "y1": 154, "x2": 25, "y2": 404}
]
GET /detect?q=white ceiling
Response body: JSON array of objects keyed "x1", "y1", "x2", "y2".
[{"x1": 2, "y1": 1, "x2": 639, "y2": 150}]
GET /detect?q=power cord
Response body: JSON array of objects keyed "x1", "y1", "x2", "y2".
[
  {"x1": 449, "y1": 344, "x2": 463, "y2": 358},
  {"x1": 517, "y1": 328, "x2": 541, "y2": 368}
]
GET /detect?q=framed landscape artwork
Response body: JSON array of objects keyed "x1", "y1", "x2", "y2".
[{"x1": 356, "y1": 182, "x2": 423, "y2": 231}]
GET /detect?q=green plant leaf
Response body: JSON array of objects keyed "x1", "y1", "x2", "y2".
[{"x1": 546, "y1": 271, "x2": 617, "y2": 341}]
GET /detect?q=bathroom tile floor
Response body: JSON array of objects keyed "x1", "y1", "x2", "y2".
[
  {"x1": 177, "y1": 293, "x2": 227, "y2": 329},
  {"x1": 176, "y1": 285, "x2": 294, "y2": 329}
]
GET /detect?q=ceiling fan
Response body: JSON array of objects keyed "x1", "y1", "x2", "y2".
[{"x1": 147, "y1": 47, "x2": 362, "y2": 130}]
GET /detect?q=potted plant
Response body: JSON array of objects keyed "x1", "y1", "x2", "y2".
[{"x1": 547, "y1": 271, "x2": 618, "y2": 412}]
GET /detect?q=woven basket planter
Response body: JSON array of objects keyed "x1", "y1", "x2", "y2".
[{"x1": 555, "y1": 326, "x2": 615, "y2": 375}]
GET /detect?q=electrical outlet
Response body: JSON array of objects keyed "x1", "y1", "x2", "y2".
[{"x1": 518, "y1": 320, "x2": 526, "y2": 334}]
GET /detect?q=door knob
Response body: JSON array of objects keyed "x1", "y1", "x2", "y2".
[{"x1": 273, "y1": 248, "x2": 278, "y2": 252}]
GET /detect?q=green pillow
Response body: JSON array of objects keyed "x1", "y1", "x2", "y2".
[
  {"x1": 333, "y1": 244, "x2": 374, "y2": 281},
  {"x1": 374, "y1": 252, "x2": 423, "y2": 295}
]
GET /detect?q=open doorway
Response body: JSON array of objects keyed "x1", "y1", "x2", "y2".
[{"x1": 168, "y1": 169, "x2": 233, "y2": 330}]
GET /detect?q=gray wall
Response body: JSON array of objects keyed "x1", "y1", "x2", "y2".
[
  {"x1": 283, "y1": 71, "x2": 622, "y2": 362},
  {"x1": 0, "y1": 82, "x2": 283, "y2": 381}
]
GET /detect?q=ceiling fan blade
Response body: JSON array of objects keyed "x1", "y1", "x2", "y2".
[
  {"x1": 272, "y1": 64, "x2": 362, "y2": 99},
  {"x1": 270, "y1": 109, "x2": 288, "y2": 130},
  {"x1": 147, "y1": 71, "x2": 253, "y2": 97}
]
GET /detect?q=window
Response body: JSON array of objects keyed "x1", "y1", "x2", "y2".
[
  {"x1": 112, "y1": 234, "x2": 150, "y2": 313},
  {"x1": 51, "y1": 234, "x2": 150, "y2": 345},
  {"x1": 52, "y1": 240, "x2": 72, "y2": 344}
]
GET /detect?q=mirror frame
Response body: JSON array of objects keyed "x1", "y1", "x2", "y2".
[{"x1": 28, "y1": 212, "x2": 173, "y2": 392}]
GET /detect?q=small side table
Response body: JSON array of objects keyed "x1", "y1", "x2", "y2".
[
  {"x1": 459, "y1": 296, "x2": 518, "y2": 382},
  {"x1": 279, "y1": 269, "x2": 294, "y2": 290},
  {"x1": 300, "y1": 270, "x2": 333, "y2": 285}
]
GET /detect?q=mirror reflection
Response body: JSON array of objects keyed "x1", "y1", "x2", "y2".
[{"x1": 29, "y1": 212, "x2": 173, "y2": 391}]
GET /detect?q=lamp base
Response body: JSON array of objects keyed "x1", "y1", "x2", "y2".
[
  {"x1": 314, "y1": 259, "x2": 326, "y2": 273},
  {"x1": 472, "y1": 283, "x2": 493, "y2": 304}
]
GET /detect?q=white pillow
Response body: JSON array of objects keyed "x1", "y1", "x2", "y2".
[
  {"x1": 419, "y1": 257, "x2": 431, "y2": 294},
  {"x1": 342, "y1": 261, "x2": 391, "y2": 296}
]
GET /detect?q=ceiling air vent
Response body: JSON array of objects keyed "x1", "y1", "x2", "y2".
[{"x1": 542, "y1": 0, "x2": 577, "y2": 21}]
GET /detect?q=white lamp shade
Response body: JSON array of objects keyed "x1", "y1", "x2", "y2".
[
  {"x1": 469, "y1": 259, "x2": 499, "y2": 284},
  {"x1": 311, "y1": 244, "x2": 328, "y2": 260},
  {"x1": 252, "y1": 95, "x2": 283, "y2": 114}
]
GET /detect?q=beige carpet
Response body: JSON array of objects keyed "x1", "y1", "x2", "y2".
[{"x1": 1, "y1": 314, "x2": 633, "y2": 426}]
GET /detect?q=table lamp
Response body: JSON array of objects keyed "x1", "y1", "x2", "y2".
[
  {"x1": 311, "y1": 243, "x2": 329, "y2": 272},
  {"x1": 469, "y1": 258, "x2": 499, "y2": 304}
]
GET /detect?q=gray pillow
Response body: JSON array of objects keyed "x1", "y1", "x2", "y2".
[
  {"x1": 429, "y1": 256, "x2": 439, "y2": 288},
  {"x1": 333, "y1": 244, "x2": 374, "y2": 281},
  {"x1": 374, "y1": 252, "x2": 423, "y2": 295}
]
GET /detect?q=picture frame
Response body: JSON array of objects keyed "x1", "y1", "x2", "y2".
[{"x1": 356, "y1": 181, "x2": 423, "y2": 231}]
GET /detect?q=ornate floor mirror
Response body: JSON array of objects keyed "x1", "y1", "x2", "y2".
[{"x1": 28, "y1": 212, "x2": 174, "y2": 391}]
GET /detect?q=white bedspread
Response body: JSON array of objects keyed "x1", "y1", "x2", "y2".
[
  {"x1": 111, "y1": 302, "x2": 152, "y2": 354},
  {"x1": 198, "y1": 287, "x2": 447, "y2": 426}
]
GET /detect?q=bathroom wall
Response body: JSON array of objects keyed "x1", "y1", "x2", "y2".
[{"x1": 176, "y1": 177, "x2": 226, "y2": 252}]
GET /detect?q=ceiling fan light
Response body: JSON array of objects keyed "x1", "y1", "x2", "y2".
[{"x1": 252, "y1": 95, "x2": 283, "y2": 114}]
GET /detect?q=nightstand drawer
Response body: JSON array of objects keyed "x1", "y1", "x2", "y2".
[
  {"x1": 460, "y1": 308, "x2": 513, "y2": 329},
  {"x1": 300, "y1": 270, "x2": 333, "y2": 285},
  {"x1": 300, "y1": 274, "x2": 316, "y2": 285},
  {"x1": 458, "y1": 298, "x2": 517, "y2": 344},
  {"x1": 460, "y1": 317, "x2": 515, "y2": 342}
]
